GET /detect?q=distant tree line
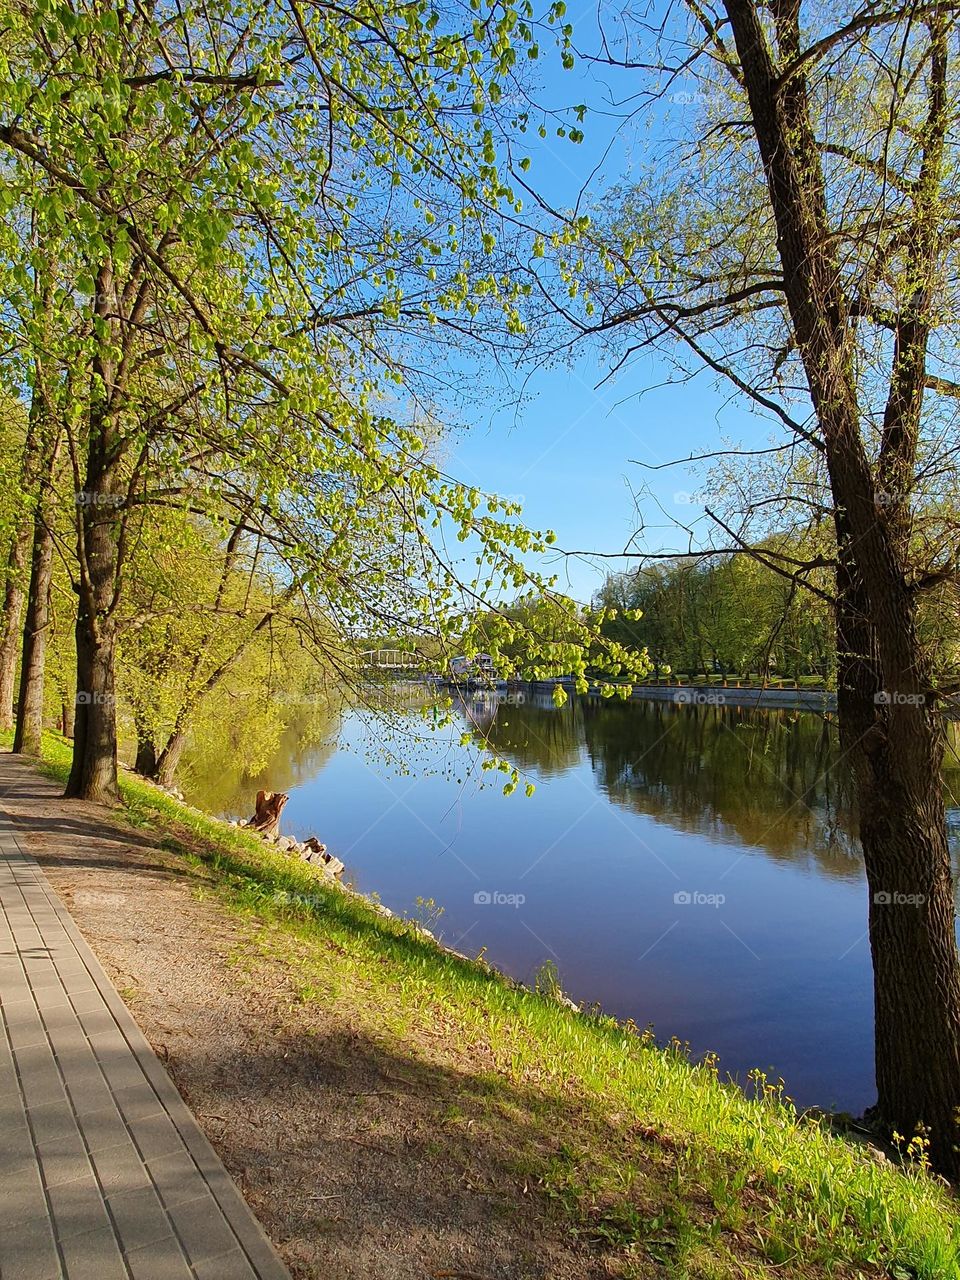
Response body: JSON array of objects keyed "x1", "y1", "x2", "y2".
[{"x1": 595, "y1": 550, "x2": 835, "y2": 683}]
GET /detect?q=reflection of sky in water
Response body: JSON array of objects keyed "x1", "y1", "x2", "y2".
[{"x1": 182, "y1": 695, "x2": 960, "y2": 1115}]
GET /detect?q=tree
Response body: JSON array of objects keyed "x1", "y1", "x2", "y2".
[
  {"x1": 595, "y1": 544, "x2": 833, "y2": 682},
  {"x1": 564, "y1": 2, "x2": 960, "y2": 1173},
  {"x1": 118, "y1": 507, "x2": 340, "y2": 786},
  {"x1": 0, "y1": 0, "x2": 574, "y2": 802}
]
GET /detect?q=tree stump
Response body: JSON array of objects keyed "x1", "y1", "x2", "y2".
[{"x1": 245, "y1": 790, "x2": 288, "y2": 839}]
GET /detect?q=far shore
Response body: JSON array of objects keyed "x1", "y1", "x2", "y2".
[{"x1": 432, "y1": 674, "x2": 838, "y2": 711}]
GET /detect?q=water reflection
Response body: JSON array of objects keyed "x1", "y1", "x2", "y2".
[
  {"x1": 179, "y1": 699, "x2": 342, "y2": 816},
  {"x1": 581, "y1": 701, "x2": 860, "y2": 875}
]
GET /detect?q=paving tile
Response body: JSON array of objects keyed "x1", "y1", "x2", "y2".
[
  {"x1": 77, "y1": 1102, "x2": 129, "y2": 1153},
  {"x1": 18, "y1": 1055, "x2": 67, "y2": 1109},
  {"x1": 0, "y1": 1163, "x2": 51, "y2": 1228},
  {"x1": 69, "y1": 990, "x2": 106, "y2": 1016},
  {"x1": 106, "y1": 1184, "x2": 176, "y2": 1252},
  {"x1": 37, "y1": 1129, "x2": 94, "y2": 1188},
  {"x1": 0, "y1": 1056, "x2": 20, "y2": 1098},
  {"x1": 111, "y1": 1081, "x2": 164, "y2": 1123},
  {"x1": 89, "y1": 1031, "x2": 146, "y2": 1093},
  {"x1": 38, "y1": 998, "x2": 81, "y2": 1029},
  {"x1": 58, "y1": 1224, "x2": 128, "y2": 1280},
  {"x1": 168, "y1": 1194, "x2": 241, "y2": 1263},
  {"x1": 79, "y1": 1007, "x2": 118, "y2": 1038},
  {"x1": 125, "y1": 1235, "x2": 195, "y2": 1280},
  {"x1": 27, "y1": 1096, "x2": 82, "y2": 1146},
  {"x1": 0, "y1": 1211, "x2": 62, "y2": 1280},
  {"x1": 24, "y1": 960, "x2": 59, "y2": 987},
  {"x1": 61, "y1": 970, "x2": 98, "y2": 996},
  {"x1": 147, "y1": 1149, "x2": 209, "y2": 1208},
  {"x1": 193, "y1": 1248, "x2": 260, "y2": 1279},
  {"x1": 128, "y1": 1108, "x2": 185, "y2": 1162},
  {"x1": 89, "y1": 1137, "x2": 152, "y2": 1197},
  {"x1": 34, "y1": 982, "x2": 74, "y2": 1011},
  {"x1": 66, "y1": 1076, "x2": 115, "y2": 1119},
  {"x1": 45, "y1": 1014, "x2": 93, "y2": 1060},
  {"x1": 0, "y1": 962, "x2": 28, "y2": 981},
  {"x1": 9, "y1": 930, "x2": 44, "y2": 953},
  {"x1": 47, "y1": 1170, "x2": 112, "y2": 1241},
  {"x1": 0, "y1": 1084, "x2": 33, "y2": 1146},
  {"x1": 4, "y1": 998, "x2": 47, "y2": 1049}
]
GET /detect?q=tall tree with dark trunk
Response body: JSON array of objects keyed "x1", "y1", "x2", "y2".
[
  {"x1": 566, "y1": 0, "x2": 960, "y2": 1174},
  {"x1": 725, "y1": 0, "x2": 960, "y2": 1175}
]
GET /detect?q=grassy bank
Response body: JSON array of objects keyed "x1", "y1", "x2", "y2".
[{"x1": 12, "y1": 731, "x2": 960, "y2": 1279}]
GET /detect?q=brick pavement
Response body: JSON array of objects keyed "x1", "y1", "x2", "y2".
[{"x1": 0, "y1": 811, "x2": 291, "y2": 1280}]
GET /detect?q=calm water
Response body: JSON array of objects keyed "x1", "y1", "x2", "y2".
[{"x1": 181, "y1": 690, "x2": 960, "y2": 1115}]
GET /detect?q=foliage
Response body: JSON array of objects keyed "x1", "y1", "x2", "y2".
[
  {"x1": 0, "y1": 0, "x2": 626, "y2": 799},
  {"x1": 596, "y1": 548, "x2": 834, "y2": 682}
]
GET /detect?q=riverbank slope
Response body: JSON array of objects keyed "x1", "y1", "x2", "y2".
[{"x1": 2, "y1": 733, "x2": 958, "y2": 1280}]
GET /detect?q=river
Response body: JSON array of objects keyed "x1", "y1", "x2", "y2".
[{"x1": 180, "y1": 688, "x2": 960, "y2": 1116}]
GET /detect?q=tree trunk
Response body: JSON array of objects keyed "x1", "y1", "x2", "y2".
[
  {"x1": 722, "y1": 0, "x2": 960, "y2": 1175},
  {"x1": 0, "y1": 536, "x2": 29, "y2": 731},
  {"x1": 61, "y1": 696, "x2": 74, "y2": 739},
  {"x1": 13, "y1": 433, "x2": 60, "y2": 756},
  {"x1": 66, "y1": 447, "x2": 121, "y2": 803},
  {"x1": 134, "y1": 734, "x2": 157, "y2": 777},
  {"x1": 0, "y1": 392, "x2": 47, "y2": 730},
  {"x1": 862, "y1": 718, "x2": 960, "y2": 1171},
  {"x1": 154, "y1": 730, "x2": 185, "y2": 788},
  {"x1": 66, "y1": 617, "x2": 119, "y2": 803},
  {"x1": 833, "y1": 531, "x2": 960, "y2": 1171}
]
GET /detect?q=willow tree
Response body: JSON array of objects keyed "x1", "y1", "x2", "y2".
[{"x1": 570, "y1": 1, "x2": 960, "y2": 1173}]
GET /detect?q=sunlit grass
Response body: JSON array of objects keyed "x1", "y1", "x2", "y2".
[{"x1": 10, "y1": 731, "x2": 960, "y2": 1278}]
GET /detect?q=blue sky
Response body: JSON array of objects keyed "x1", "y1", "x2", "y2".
[
  {"x1": 443, "y1": 9, "x2": 781, "y2": 603},
  {"x1": 451, "y1": 351, "x2": 775, "y2": 601}
]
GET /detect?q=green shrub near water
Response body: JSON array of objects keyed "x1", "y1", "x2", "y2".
[{"x1": 10, "y1": 730, "x2": 960, "y2": 1278}]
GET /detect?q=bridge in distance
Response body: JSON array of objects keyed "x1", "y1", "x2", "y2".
[{"x1": 360, "y1": 649, "x2": 425, "y2": 672}]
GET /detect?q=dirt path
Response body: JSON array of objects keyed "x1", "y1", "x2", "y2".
[{"x1": 0, "y1": 753, "x2": 606, "y2": 1280}]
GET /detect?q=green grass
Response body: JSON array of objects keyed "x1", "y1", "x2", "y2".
[{"x1": 11, "y1": 731, "x2": 960, "y2": 1278}]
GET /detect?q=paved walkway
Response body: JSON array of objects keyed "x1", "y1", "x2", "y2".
[{"x1": 0, "y1": 814, "x2": 291, "y2": 1280}]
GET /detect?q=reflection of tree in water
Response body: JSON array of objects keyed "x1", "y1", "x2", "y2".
[
  {"x1": 475, "y1": 696, "x2": 585, "y2": 777},
  {"x1": 180, "y1": 699, "x2": 342, "y2": 816},
  {"x1": 583, "y1": 701, "x2": 864, "y2": 876}
]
